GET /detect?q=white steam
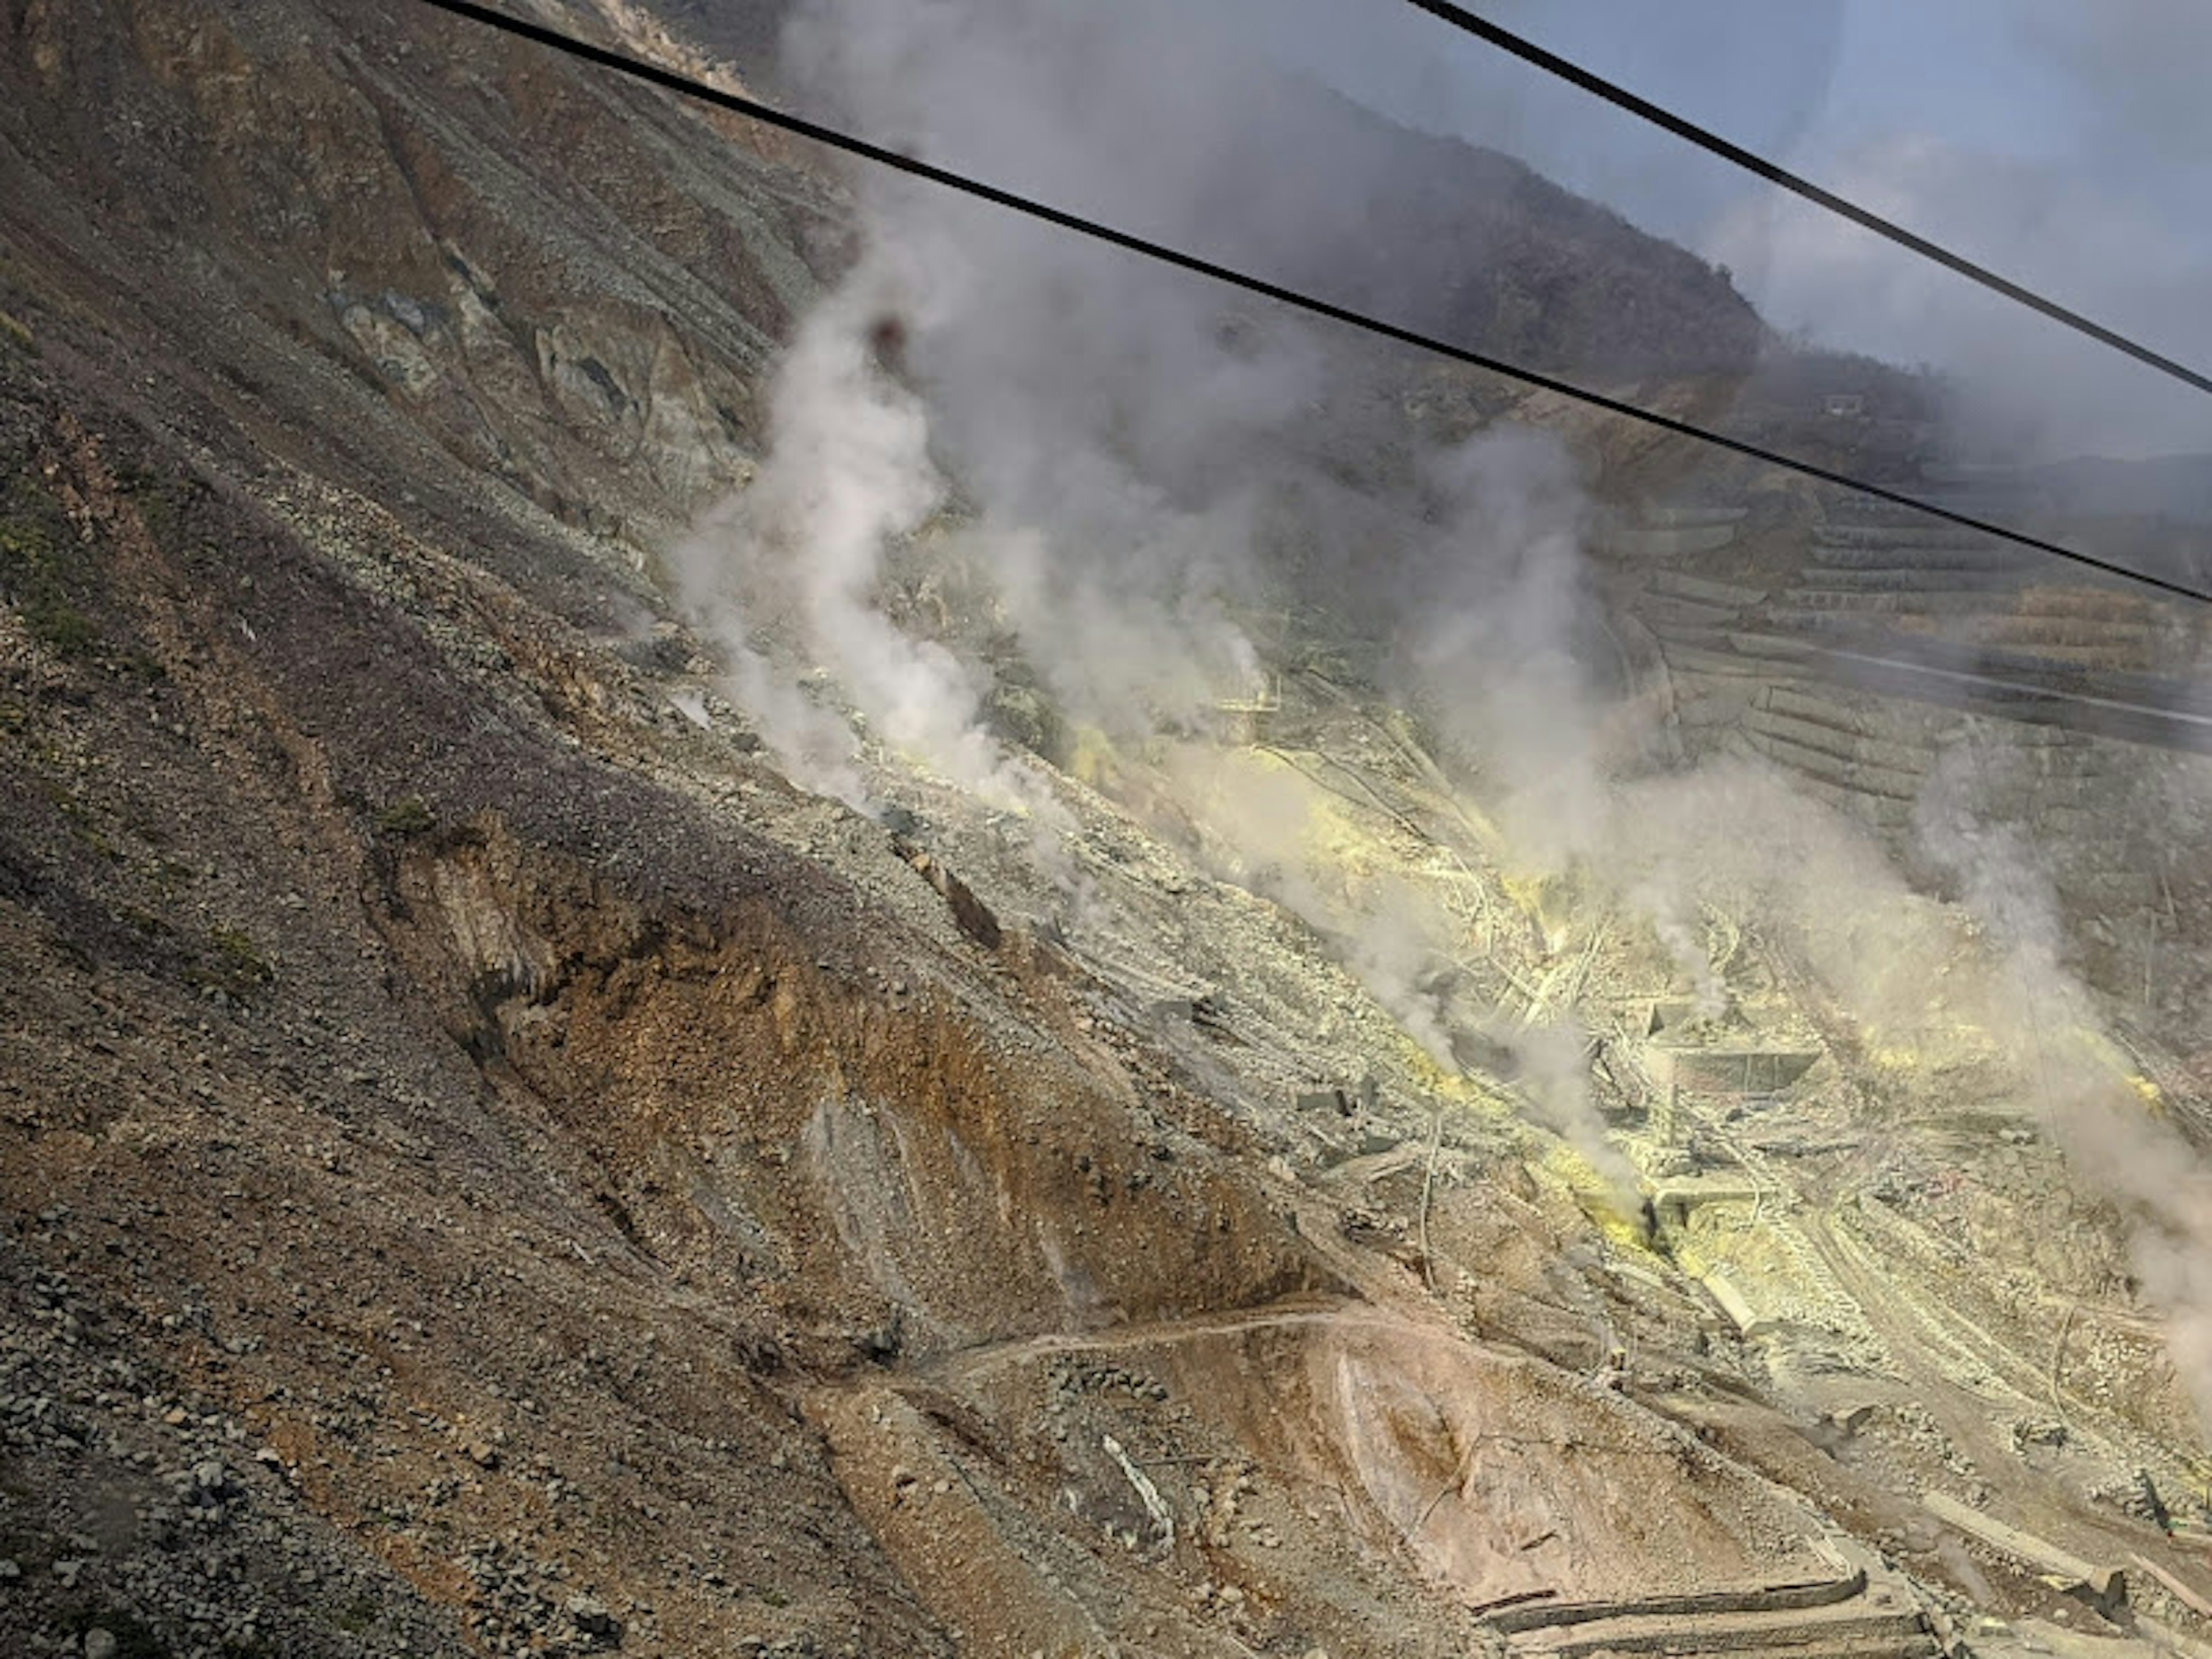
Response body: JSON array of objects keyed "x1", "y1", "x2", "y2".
[
  {"x1": 1918, "y1": 737, "x2": 2212, "y2": 1429},
  {"x1": 663, "y1": 0, "x2": 2212, "y2": 1433},
  {"x1": 672, "y1": 252, "x2": 1043, "y2": 810}
]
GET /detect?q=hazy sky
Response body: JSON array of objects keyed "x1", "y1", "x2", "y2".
[{"x1": 1225, "y1": 0, "x2": 2212, "y2": 459}]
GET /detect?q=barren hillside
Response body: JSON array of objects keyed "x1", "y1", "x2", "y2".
[{"x1": 5, "y1": 4, "x2": 2212, "y2": 1659}]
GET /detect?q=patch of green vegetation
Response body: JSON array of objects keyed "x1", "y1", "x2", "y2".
[
  {"x1": 116, "y1": 466, "x2": 221, "y2": 564},
  {"x1": 0, "y1": 310, "x2": 30, "y2": 353},
  {"x1": 377, "y1": 795, "x2": 437, "y2": 838},
  {"x1": 119, "y1": 904, "x2": 173, "y2": 940},
  {"x1": 36, "y1": 604, "x2": 96, "y2": 652},
  {"x1": 0, "y1": 472, "x2": 100, "y2": 656},
  {"x1": 333, "y1": 1596, "x2": 384, "y2": 1635},
  {"x1": 119, "y1": 646, "x2": 166, "y2": 682},
  {"x1": 186, "y1": 925, "x2": 275, "y2": 997},
  {"x1": 43, "y1": 785, "x2": 117, "y2": 858},
  {"x1": 150, "y1": 857, "x2": 198, "y2": 892}
]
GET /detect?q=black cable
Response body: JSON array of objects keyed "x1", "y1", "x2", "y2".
[
  {"x1": 1399, "y1": 0, "x2": 2212, "y2": 403},
  {"x1": 411, "y1": 0, "x2": 2212, "y2": 608}
]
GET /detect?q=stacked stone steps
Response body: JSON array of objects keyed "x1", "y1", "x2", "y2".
[
  {"x1": 1744, "y1": 688, "x2": 1942, "y2": 803},
  {"x1": 1497, "y1": 1570, "x2": 1939, "y2": 1659},
  {"x1": 1750, "y1": 612, "x2": 2158, "y2": 669},
  {"x1": 1758, "y1": 607, "x2": 1877, "y2": 637},
  {"x1": 1707, "y1": 731, "x2": 1915, "y2": 829},
  {"x1": 1629, "y1": 493, "x2": 2212, "y2": 907},
  {"x1": 1743, "y1": 704, "x2": 1930, "y2": 780},
  {"x1": 1641, "y1": 594, "x2": 1746, "y2": 633},
  {"x1": 1979, "y1": 607, "x2": 2163, "y2": 637},
  {"x1": 1785, "y1": 514, "x2": 2156, "y2": 672},
  {"x1": 1811, "y1": 521, "x2": 2001, "y2": 552},
  {"x1": 1794, "y1": 503, "x2": 2172, "y2": 655},
  {"x1": 1637, "y1": 574, "x2": 1787, "y2": 691},
  {"x1": 1739, "y1": 725, "x2": 1922, "y2": 806},
  {"x1": 1649, "y1": 572, "x2": 1770, "y2": 609},
  {"x1": 1849, "y1": 633, "x2": 2207, "y2": 706},
  {"x1": 1716, "y1": 631, "x2": 1817, "y2": 664},
  {"x1": 1637, "y1": 578, "x2": 1763, "y2": 639},
  {"x1": 1601, "y1": 504, "x2": 1754, "y2": 559},
  {"x1": 1779, "y1": 588, "x2": 2010, "y2": 615},
  {"x1": 1607, "y1": 524, "x2": 1743, "y2": 557},
  {"x1": 1650, "y1": 505, "x2": 1752, "y2": 527},
  {"x1": 1632, "y1": 491, "x2": 2199, "y2": 774},
  {"x1": 1632, "y1": 562, "x2": 1897, "y2": 796},
  {"x1": 1804, "y1": 541, "x2": 2020, "y2": 574},
  {"x1": 1772, "y1": 586, "x2": 2160, "y2": 665},
  {"x1": 1828, "y1": 491, "x2": 1929, "y2": 520},
  {"x1": 1827, "y1": 636, "x2": 2212, "y2": 749},
  {"x1": 1788, "y1": 566, "x2": 2021, "y2": 595},
  {"x1": 1664, "y1": 643, "x2": 1801, "y2": 679},
  {"x1": 1970, "y1": 613, "x2": 2166, "y2": 669},
  {"x1": 1513, "y1": 1607, "x2": 1935, "y2": 1659},
  {"x1": 1758, "y1": 684, "x2": 1916, "y2": 732},
  {"x1": 1654, "y1": 623, "x2": 1787, "y2": 664},
  {"x1": 1974, "y1": 638, "x2": 2160, "y2": 670}
]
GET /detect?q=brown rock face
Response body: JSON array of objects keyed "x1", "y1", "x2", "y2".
[
  {"x1": 3, "y1": 0, "x2": 841, "y2": 562},
  {"x1": 3, "y1": 3, "x2": 2210, "y2": 1657}
]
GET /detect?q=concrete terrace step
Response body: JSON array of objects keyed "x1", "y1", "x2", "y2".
[
  {"x1": 1725, "y1": 631, "x2": 1819, "y2": 663},
  {"x1": 1976, "y1": 641, "x2": 2160, "y2": 672},
  {"x1": 1789, "y1": 566, "x2": 2021, "y2": 594},
  {"x1": 1647, "y1": 624, "x2": 1749, "y2": 656},
  {"x1": 1775, "y1": 607, "x2": 2158, "y2": 654},
  {"x1": 1606, "y1": 524, "x2": 1743, "y2": 558},
  {"x1": 1828, "y1": 493, "x2": 1932, "y2": 519},
  {"x1": 1974, "y1": 627, "x2": 2162, "y2": 660},
  {"x1": 1760, "y1": 684, "x2": 1909, "y2": 734},
  {"x1": 1805, "y1": 541, "x2": 2020, "y2": 571},
  {"x1": 1778, "y1": 588, "x2": 2014, "y2": 613},
  {"x1": 1646, "y1": 504, "x2": 1751, "y2": 528},
  {"x1": 1649, "y1": 571, "x2": 1771, "y2": 608},
  {"x1": 1660, "y1": 643, "x2": 1802, "y2": 680},
  {"x1": 1514, "y1": 1604, "x2": 1936, "y2": 1659},
  {"x1": 1645, "y1": 618, "x2": 1813, "y2": 655},
  {"x1": 1744, "y1": 726, "x2": 1923, "y2": 802},
  {"x1": 1640, "y1": 594, "x2": 1748, "y2": 628},
  {"x1": 1493, "y1": 1572, "x2": 1870, "y2": 1637},
  {"x1": 1744, "y1": 708, "x2": 1931, "y2": 776},
  {"x1": 1695, "y1": 626, "x2": 2186, "y2": 744},
  {"x1": 1495, "y1": 1569, "x2": 1938, "y2": 1659},
  {"x1": 1775, "y1": 646, "x2": 2212, "y2": 753},
  {"x1": 1816, "y1": 630, "x2": 2212, "y2": 715},
  {"x1": 1813, "y1": 522, "x2": 1993, "y2": 550},
  {"x1": 1524, "y1": 1636, "x2": 1938, "y2": 1659},
  {"x1": 1756, "y1": 608, "x2": 1870, "y2": 636},
  {"x1": 1980, "y1": 609, "x2": 2160, "y2": 634}
]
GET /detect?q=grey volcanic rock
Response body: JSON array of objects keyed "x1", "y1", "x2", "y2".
[{"x1": 1, "y1": 3, "x2": 2209, "y2": 1658}]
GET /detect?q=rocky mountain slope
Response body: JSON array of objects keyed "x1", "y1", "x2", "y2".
[{"x1": 5, "y1": 3, "x2": 2212, "y2": 1658}]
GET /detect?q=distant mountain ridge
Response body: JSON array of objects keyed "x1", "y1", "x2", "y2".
[
  {"x1": 648, "y1": 0, "x2": 1766, "y2": 386},
  {"x1": 1298, "y1": 84, "x2": 1766, "y2": 384}
]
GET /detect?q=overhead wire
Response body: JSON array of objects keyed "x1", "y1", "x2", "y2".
[
  {"x1": 1396, "y1": 0, "x2": 2212, "y2": 403},
  {"x1": 411, "y1": 0, "x2": 2212, "y2": 608}
]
